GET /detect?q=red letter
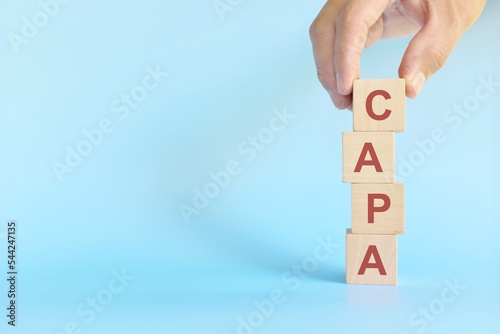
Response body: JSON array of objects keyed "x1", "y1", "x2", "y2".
[
  {"x1": 354, "y1": 143, "x2": 383, "y2": 172},
  {"x1": 367, "y1": 194, "x2": 391, "y2": 223},
  {"x1": 366, "y1": 90, "x2": 391, "y2": 121},
  {"x1": 357, "y1": 245, "x2": 387, "y2": 275}
]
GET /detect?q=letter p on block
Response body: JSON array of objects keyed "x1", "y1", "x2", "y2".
[
  {"x1": 353, "y1": 79, "x2": 405, "y2": 132},
  {"x1": 351, "y1": 183, "x2": 404, "y2": 234}
]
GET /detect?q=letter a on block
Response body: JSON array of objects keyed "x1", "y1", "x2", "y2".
[
  {"x1": 343, "y1": 132, "x2": 395, "y2": 183},
  {"x1": 353, "y1": 79, "x2": 406, "y2": 132},
  {"x1": 357, "y1": 245, "x2": 387, "y2": 275},
  {"x1": 354, "y1": 143, "x2": 383, "y2": 173},
  {"x1": 346, "y1": 229, "x2": 397, "y2": 285}
]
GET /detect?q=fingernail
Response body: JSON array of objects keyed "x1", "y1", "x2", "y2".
[
  {"x1": 412, "y1": 72, "x2": 426, "y2": 96},
  {"x1": 328, "y1": 90, "x2": 343, "y2": 108},
  {"x1": 336, "y1": 73, "x2": 348, "y2": 95}
]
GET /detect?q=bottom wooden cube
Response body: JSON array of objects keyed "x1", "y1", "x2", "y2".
[{"x1": 346, "y1": 229, "x2": 397, "y2": 285}]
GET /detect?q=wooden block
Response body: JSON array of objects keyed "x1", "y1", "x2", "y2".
[
  {"x1": 353, "y1": 79, "x2": 406, "y2": 132},
  {"x1": 342, "y1": 132, "x2": 394, "y2": 183},
  {"x1": 346, "y1": 229, "x2": 397, "y2": 285},
  {"x1": 352, "y1": 183, "x2": 404, "y2": 235}
]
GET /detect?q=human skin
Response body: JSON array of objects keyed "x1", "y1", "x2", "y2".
[{"x1": 309, "y1": 0, "x2": 487, "y2": 109}]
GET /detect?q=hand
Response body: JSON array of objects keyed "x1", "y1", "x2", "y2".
[{"x1": 309, "y1": 0, "x2": 486, "y2": 109}]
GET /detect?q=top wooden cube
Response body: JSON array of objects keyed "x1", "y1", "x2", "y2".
[{"x1": 353, "y1": 79, "x2": 406, "y2": 132}]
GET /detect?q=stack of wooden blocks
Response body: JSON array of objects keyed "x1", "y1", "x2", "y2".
[{"x1": 343, "y1": 79, "x2": 405, "y2": 286}]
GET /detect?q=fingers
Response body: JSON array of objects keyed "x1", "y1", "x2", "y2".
[
  {"x1": 333, "y1": 0, "x2": 391, "y2": 95},
  {"x1": 310, "y1": 0, "x2": 485, "y2": 107},
  {"x1": 398, "y1": 13, "x2": 460, "y2": 97},
  {"x1": 365, "y1": 16, "x2": 385, "y2": 48},
  {"x1": 399, "y1": 0, "x2": 486, "y2": 98},
  {"x1": 398, "y1": 31, "x2": 451, "y2": 98},
  {"x1": 310, "y1": 1, "x2": 351, "y2": 109}
]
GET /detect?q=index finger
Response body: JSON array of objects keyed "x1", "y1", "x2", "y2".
[
  {"x1": 310, "y1": 1, "x2": 351, "y2": 109},
  {"x1": 334, "y1": 0, "x2": 391, "y2": 95}
]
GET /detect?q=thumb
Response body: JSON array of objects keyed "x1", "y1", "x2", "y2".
[{"x1": 398, "y1": 20, "x2": 461, "y2": 98}]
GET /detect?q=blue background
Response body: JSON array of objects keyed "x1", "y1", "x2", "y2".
[{"x1": 1, "y1": 1, "x2": 499, "y2": 333}]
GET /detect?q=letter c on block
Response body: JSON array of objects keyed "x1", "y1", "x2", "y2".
[{"x1": 366, "y1": 90, "x2": 392, "y2": 120}]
